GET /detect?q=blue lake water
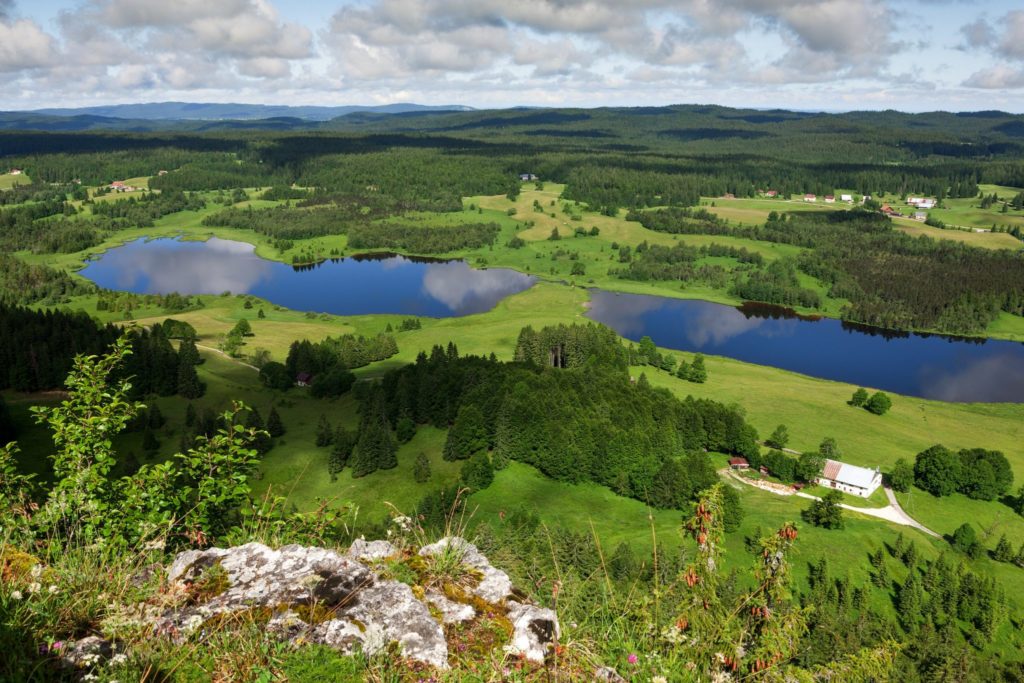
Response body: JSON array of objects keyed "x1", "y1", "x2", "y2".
[
  {"x1": 78, "y1": 237, "x2": 536, "y2": 318},
  {"x1": 586, "y1": 290, "x2": 1024, "y2": 403},
  {"x1": 79, "y1": 237, "x2": 1024, "y2": 402}
]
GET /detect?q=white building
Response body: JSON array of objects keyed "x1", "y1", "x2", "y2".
[
  {"x1": 840, "y1": 194, "x2": 853, "y2": 202},
  {"x1": 817, "y1": 459, "x2": 882, "y2": 498}
]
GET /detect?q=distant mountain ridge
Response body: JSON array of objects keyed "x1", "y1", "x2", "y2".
[{"x1": 24, "y1": 102, "x2": 475, "y2": 122}]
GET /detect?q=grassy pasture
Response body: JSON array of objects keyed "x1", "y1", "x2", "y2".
[{"x1": 0, "y1": 172, "x2": 31, "y2": 190}]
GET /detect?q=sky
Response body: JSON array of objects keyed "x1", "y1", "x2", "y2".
[{"x1": 2, "y1": 0, "x2": 1024, "y2": 113}]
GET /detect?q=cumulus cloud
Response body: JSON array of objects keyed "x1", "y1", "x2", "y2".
[
  {"x1": 962, "y1": 10, "x2": 1024, "y2": 89},
  {"x1": 0, "y1": 19, "x2": 58, "y2": 72}
]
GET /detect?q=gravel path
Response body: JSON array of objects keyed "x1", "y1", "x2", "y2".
[{"x1": 722, "y1": 468, "x2": 941, "y2": 536}]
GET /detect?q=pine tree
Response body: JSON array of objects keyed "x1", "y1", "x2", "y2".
[
  {"x1": 257, "y1": 308, "x2": 266, "y2": 319},
  {"x1": 266, "y1": 406, "x2": 285, "y2": 437},
  {"x1": 413, "y1": 452, "x2": 431, "y2": 483},
  {"x1": 993, "y1": 534, "x2": 1014, "y2": 563},
  {"x1": 315, "y1": 414, "x2": 333, "y2": 447},
  {"x1": 443, "y1": 404, "x2": 488, "y2": 461},
  {"x1": 178, "y1": 338, "x2": 201, "y2": 367},
  {"x1": 185, "y1": 402, "x2": 196, "y2": 428},
  {"x1": 688, "y1": 353, "x2": 707, "y2": 383},
  {"x1": 675, "y1": 360, "x2": 689, "y2": 379},
  {"x1": 147, "y1": 404, "x2": 165, "y2": 429},
  {"x1": 329, "y1": 429, "x2": 355, "y2": 478},
  {"x1": 177, "y1": 361, "x2": 204, "y2": 399},
  {"x1": 142, "y1": 428, "x2": 159, "y2": 454},
  {"x1": 893, "y1": 532, "x2": 906, "y2": 558},
  {"x1": 897, "y1": 573, "x2": 924, "y2": 631},
  {"x1": 245, "y1": 408, "x2": 271, "y2": 455}
]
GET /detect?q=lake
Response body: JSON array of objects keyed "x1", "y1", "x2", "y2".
[
  {"x1": 78, "y1": 237, "x2": 536, "y2": 318},
  {"x1": 586, "y1": 290, "x2": 1024, "y2": 403}
]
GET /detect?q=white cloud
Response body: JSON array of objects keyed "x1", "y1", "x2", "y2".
[
  {"x1": 962, "y1": 10, "x2": 1024, "y2": 89},
  {"x1": 0, "y1": 19, "x2": 58, "y2": 72}
]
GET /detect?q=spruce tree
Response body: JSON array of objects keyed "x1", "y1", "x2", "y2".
[
  {"x1": 178, "y1": 338, "x2": 201, "y2": 367},
  {"x1": 688, "y1": 354, "x2": 707, "y2": 383},
  {"x1": 315, "y1": 414, "x2": 333, "y2": 447},
  {"x1": 897, "y1": 574, "x2": 923, "y2": 631},
  {"x1": 993, "y1": 534, "x2": 1014, "y2": 563},
  {"x1": 266, "y1": 406, "x2": 285, "y2": 437},
  {"x1": 461, "y1": 452, "x2": 494, "y2": 490},
  {"x1": 413, "y1": 452, "x2": 431, "y2": 483},
  {"x1": 330, "y1": 428, "x2": 355, "y2": 476},
  {"x1": 185, "y1": 402, "x2": 196, "y2": 428},
  {"x1": 177, "y1": 361, "x2": 204, "y2": 399},
  {"x1": 443, "y1": 404, "x2": 488, "y2": 461},
  {"x1": 147, "y1": 404, "x2": 165, "y2": 429}
]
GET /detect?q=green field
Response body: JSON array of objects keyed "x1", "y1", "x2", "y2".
[{"x1": 0, "y1": 171, "x2": 30, "y2": 189}]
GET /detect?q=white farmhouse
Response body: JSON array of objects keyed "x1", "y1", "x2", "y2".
[
  {"x1": 840, "y1": 194, "x2": 853, "y2": 202},
  {"x1": 817, "y1": 459, "x2": 882, "y2": 497}
]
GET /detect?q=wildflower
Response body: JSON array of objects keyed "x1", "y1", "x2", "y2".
[
  {"x1": 30, "y1": 564, "x2": 42, "y2": 578},
  {"x1": 27, "y1": 582, "x2": 41, "y2": 594},
  {"x1": 10, "y1": 590, "x2": 23, "y2": 600},
  {"x1": 48, "y1": 585, "x2": 58, "y2": 594},
  {"x1": 653, "y1": 678, "x2": 668, "y2": 683},
  {"x1": 628, "y1": 653, "x2": 639, "y2": 665},
  {"x1": 110, "y1": 653, "x2": 128, "y2": 666},
  {"x1": 51, "y1": 640, "x2": 64, "y2": 652}
]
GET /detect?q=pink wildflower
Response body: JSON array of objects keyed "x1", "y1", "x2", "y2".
[{"x1": 628, "y1": 653, "x2": 638, "y2": 665}]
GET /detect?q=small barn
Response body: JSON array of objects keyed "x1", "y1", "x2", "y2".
[
  {"x1": 817, "y1": 459, "x2": 882, "y2": 498},
  {"x1": 296, "y1": 372, "x2": 313, "y2": 387},
  {"x1": 824, "y1": 195, "x2": 836, "y2": 203},
  {"x1": 729, "y1": 457, "x2": 750, "y2": 470},
  {"x1": 803, "y1": 194, "x2": 817, "y2": 202},
  {"x1": 840, "y1": 194, "x2": 853, "y2": 202}
]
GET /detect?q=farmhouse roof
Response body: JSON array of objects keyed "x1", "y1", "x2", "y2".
[
  {"x1": 729, "y1": 457, "x2": 749, "y2": 467},
  {"x1": 821, "y1": 459, "x2": 878, "y2": 490}
]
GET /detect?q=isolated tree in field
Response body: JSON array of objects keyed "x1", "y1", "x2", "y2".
[
  {"x1": 675, "y1": 359, "x2": 689, "y2": 380},
  {"x1": 959, "y1": 448, "x2": 1013, "y2": 500},
  {"x1": 245, "y1": 408, "x2": 271, "y2": 455},
  {"x1": 266, "y1": 406, "x2": 285, "y2": 437},
  {"x1": 570, "y1": 262, "x2": 586, "y2": 276},
  {"x1": 548, "y1": 228, "x2": 560, "y2": 241},
  {"x1": 232, "y1": 318, "x2": 253, "y2": 337},
  {"x1": 257, "y1": 308, "x2": 266, "y2": 319},
  {"x1": 865, "y1": 391, "x2": 892, "y2": 415},
  {"x1": 638, "y1": 335, "x2": 659, "y2": 366},
  {"x1": 951, "y1": 522, "x2": 982, "y2": 558},
  {"x1": 818, "y1": 436, "x2": 840, "y2": 459},
  {"x1": 889, "y1": 458, "x2": 914, "y2": 492},
  {"x1": 802, "y1": 490, "x2": 844, "y2": 529},
  {"x1": 413, "y1": 452, "x2": 431, "y2": 483},
  {"x1": 993, "y1": 534, "x2": 1014, "y2": 563},
  {"x1": 721, "y1": 483, "x2": 744, "y2": 532},
  {"x1": 659, "y1": 354, "x2": 676, "y2": 373},
  {"x1": 914, "y1": 445, "x2": 961, "y2": 496},
  {"x1": 849, "y1": 387, "x2": 868, "y2": 407},
  {"x1": 766, "y1": 424, "x2": 789, "y2": 450},
  {"x1": 315, "y1": 415, "x2": 333, "y2": 447},
  {"x1": 688, "y1": 353, "x2": 707, "y2": 383}
]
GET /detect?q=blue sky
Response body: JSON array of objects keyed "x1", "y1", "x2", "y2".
[{"x1": 2, "y1": 0, "x2": 1024, "y2": 112}]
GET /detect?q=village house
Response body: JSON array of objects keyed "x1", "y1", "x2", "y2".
[
  {"x1": 9, "y1": 168, "x2": 22, "y2": 175},
  {"x1": 914, "y1": 211, "x2": 927, "y2": 221},
  {"x1": 824, "y1": 195, "x2": 835, "y2": 204},
  {"x1": 109, "y1": 181, "x2": 136, "y2": 192},
  {"x1": 840, "y1": 194, "x2": 853, "y2": 202},
  {"x1": 817, "y1": 459, "x2": 882, "y2": 498},
  {"x1": 907, "y1": 197, "x2": 936, "y2": 209},
  {"x1": 880, "y1": 204, "x2": 901, "y2": 216},
  {"x1": 519, "y1": 173, "x2": 538, "y2": 181},
  {"x1": 803, "y1": 194, "x2": 817, "y2": 202},
  {"x1": 764, "y1": 190, "x2": 778, "y2": 197},
  {"x1": 295, "y1": 372, "x2": 313, "y2": 387},
  {"x1": 728, "y1": 457, "x2": 750, "y2": 470}
]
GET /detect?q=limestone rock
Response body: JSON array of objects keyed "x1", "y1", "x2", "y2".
[
  {"x1": 347, "y1": 538, "x2": 397, "y2": 562},
  {"x1": 418, "y1": 537, "x2": 514, "y2": 603},
  {"x1": 58, "y1": 636, "x2": 116, "y2": 670},
  {"x1": 505, "y1": 601, "x2": 560, "y2": 663},
  {"x1": 143, "y1": 537, "x2": 558, "y2": 671}
]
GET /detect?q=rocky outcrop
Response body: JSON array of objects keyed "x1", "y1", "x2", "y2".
[{"x1": 116, "y1": 536, "x2": 559, "y2": 671}]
